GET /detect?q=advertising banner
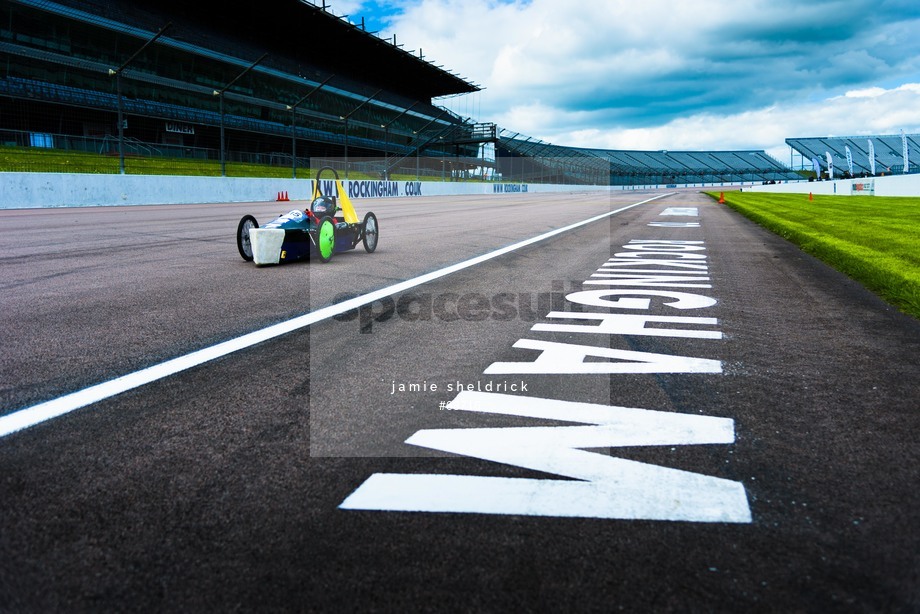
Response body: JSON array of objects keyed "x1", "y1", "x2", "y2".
[
  {"x1": 851, "y1": 180, "x2": 875, "y2": 195},
  {"x1": 868, "y1": 139, "x2": 876, "y2": 176}
]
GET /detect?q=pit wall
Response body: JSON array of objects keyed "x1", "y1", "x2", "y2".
[
  {"x1": 0, "y1": 171, "x2": 754, "y2": 209},
  {"x1": 743, "y1": 173, "x2": 920, "y2": 197}
]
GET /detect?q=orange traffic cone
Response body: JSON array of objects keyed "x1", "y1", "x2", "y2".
[
  {"x1": 283, "y1": 191, "x2": 290, "y2": 201},
  {"x1": 809, "y1": 192, "x2": 813, "y2": 201},
  {"x1": 718, "y1": 192, "x2": 725, "y2": 203}
]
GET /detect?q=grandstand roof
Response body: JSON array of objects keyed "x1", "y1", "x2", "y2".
[{"x1": 51, "y1": 0, "x2": 481, "y2": 100}]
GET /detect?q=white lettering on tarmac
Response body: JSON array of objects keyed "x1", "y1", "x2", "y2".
[
  {"x1": 649, "y1": 221, "x2": 700, "y2": 227},
  {"x1": 612, "y1": 251, "x2": 706, "y2": 259},
  {"x1": 564, "y1": 289, "x2": 717, "y2": 310},
  {"x1": 661, "y1": 207, "x2": 699, "y2": 216},
  {"x1": 587, "y1": 274, "x2": 712, "y2": 288},
  {"x1": 621, "y1": 240, "x2": 706, "y2": 250},
  {"x1": 484, "y1": 339, "x2": 722, "y2": 374},
  {"x1": 533, "y1": 313, "x2": 722, "y2": 339},
  {"x1": 600, "y1": 258, "x2": 709, "y2": 271},
  {"x1": 342, "y1": 223, "x2": 751, "y2": 523},
  {"x1": 339, "y1": 391, "x2": 752, "y2": 523}
]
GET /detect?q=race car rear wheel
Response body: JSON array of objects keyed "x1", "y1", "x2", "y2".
[
  {"x1": 317, "y1": 216, "x2": 335, "y2": 263},
  {"x1": 237, "y1": 215, "x2": 258, "y2": 261},
  {"x1": 362, "y1": 211, "x2": 378, "y2": 253}
]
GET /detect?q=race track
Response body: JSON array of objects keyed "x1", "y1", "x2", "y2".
[{"x1": 1, "y1": 190, "x2": 918, "y2": 611}]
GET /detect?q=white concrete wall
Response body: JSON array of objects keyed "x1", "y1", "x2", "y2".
[
  {"x1": 0, "y1": 172, "x2": 307, "y2": 208},
  {"x1": 0, "y1": 171, "x2": 759, "y2": 209},
  {"x1": 743, "y1": 174, "x2": 920, "y2": 197}
]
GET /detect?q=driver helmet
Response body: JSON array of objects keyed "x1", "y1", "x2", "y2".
[{"x1": 310, "y1": 195, "x2": 338, "y2": 218}]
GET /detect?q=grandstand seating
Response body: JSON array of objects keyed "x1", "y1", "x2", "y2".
[
  {"x1": 514, "y1": 143, "x2": 797, "y2": 185},
  {"x1": 1, "y1": 0, "x2": 474, "y2": 169},
  {"x1": 493, "y1": 131, "x2": 800, "y2": 185},
  {"x1": 786, "y1": 134, "x2": 919, "y2": 176}
]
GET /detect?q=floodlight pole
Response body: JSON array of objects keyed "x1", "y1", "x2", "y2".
[
  {"x1": 109, "y1": 22, "x2": 171, "y2": 175},
  {"x1": 340, "y1": 88, "x2": 383, "y2": 179},
  {"x1": 287, "y1": 73, "x2": 335, "y2": 178},
  {"x1": 213, "y1": 53, "x2": 267, "y2": 177}
]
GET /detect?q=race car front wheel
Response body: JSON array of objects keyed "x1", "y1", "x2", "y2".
[
  {"x1": 362, "y1": 211, "x2": 378, "y2": 253},
  {"x1": 317, "y1": 216, "x2": 336, "y2": 263},
  {"x1": 237, "y1": 215, "x2": 258, "y2": 261}
]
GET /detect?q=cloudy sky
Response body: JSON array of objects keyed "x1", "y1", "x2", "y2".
[{"x1": 329, "y1": 0, "x2": 920, "y2": 161}]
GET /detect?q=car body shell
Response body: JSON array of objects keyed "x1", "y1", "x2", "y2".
[{"x1": 237, "y1": 169, "x2": 378, "y2": 265}]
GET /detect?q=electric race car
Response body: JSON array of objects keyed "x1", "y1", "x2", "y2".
[{"x1": 236, "y1": 167, "x2": 378, "y2": 265}]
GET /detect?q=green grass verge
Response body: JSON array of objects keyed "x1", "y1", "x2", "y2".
[
  {"x1": 0, "y1": 146, "x2": 293, "y2": 176},
  {"x1": 707, "y1": 190, "x2": 920, "y2": 320},
  {"x1": 0, "y1": 146, "x2": 324, "y2": 177},
  {"x1": 0, "y1": 146, "x2": 480, "y2": 181}
]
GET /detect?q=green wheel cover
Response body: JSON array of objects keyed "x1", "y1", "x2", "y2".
[{"x1": 318, "y1": 220, "x2": 335, "y2": 260}]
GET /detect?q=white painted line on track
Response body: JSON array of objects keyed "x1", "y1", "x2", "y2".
[
  {"x1": 0, "y1": 193, "x2": 673, "y2": 439},
  {"x1": 661, "y1": 207, "x2": 698, "y2": 216}
]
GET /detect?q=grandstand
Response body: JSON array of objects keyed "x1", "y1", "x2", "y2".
[
  {"x1": 587, "y1": 147, "x2": 798, "y2": 185},
  {"x1": 497, "y1": 132, "x2": 800, "y2": 185},
  {"x1": 787, "y1": 134, "x2": 919, "y2": 178},
  {"x1": 1, "y1": 0, "x2": 800, "y2": 185},
  {"x1": 0, "y1": 0, "x2": 494, "y2": 178}
]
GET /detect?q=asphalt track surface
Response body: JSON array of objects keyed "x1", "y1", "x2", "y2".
[{"x1": 1, "y1": 190, "x2": 918, "y2": 612}]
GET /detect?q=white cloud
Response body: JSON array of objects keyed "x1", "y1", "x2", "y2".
[
  {"x1": 845, "y1": 87, "x2": 888, "y2": 98},
  {"x1": 344, "y1": 0, "x2": 920, "y2": 154},
  {"x1": 544, "y1": 83, "x2": 920, "y2": 160}
]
